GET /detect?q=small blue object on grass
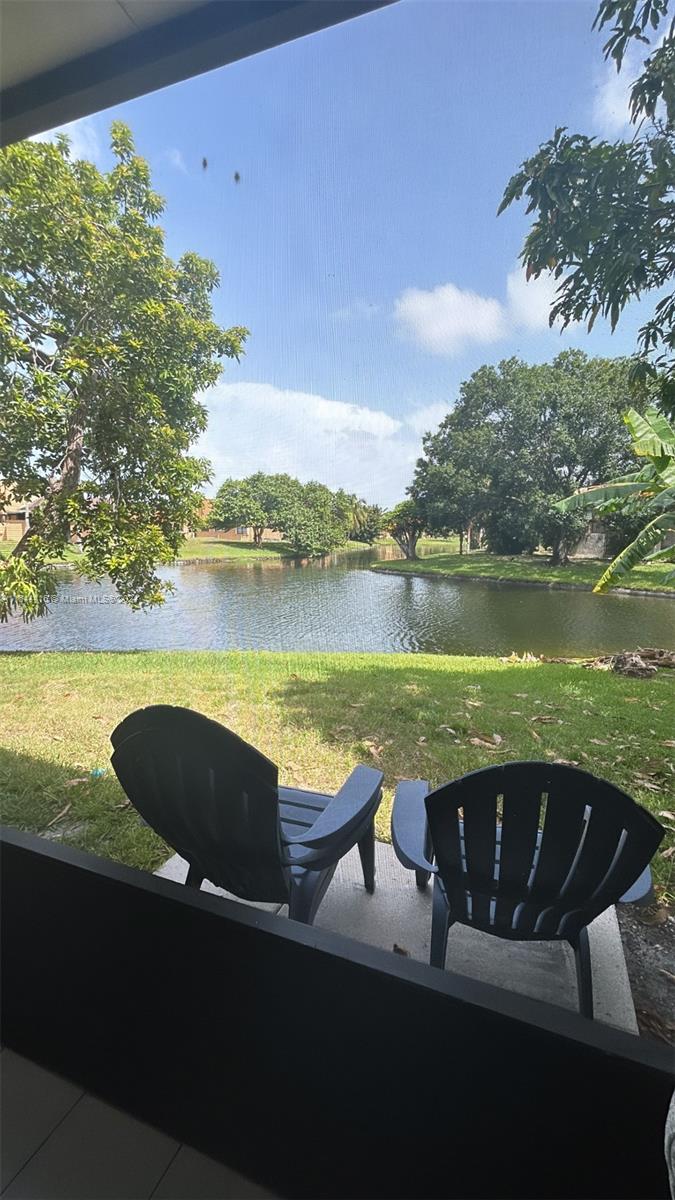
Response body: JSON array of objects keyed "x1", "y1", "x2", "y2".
[{"x1": 90, "y1": 768, "x2": 107, "y2": 780}]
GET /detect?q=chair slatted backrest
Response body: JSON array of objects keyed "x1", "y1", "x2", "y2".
[
  {"x1": 111, "y1": 706, "x2": 290, "y2": 903},
  {"x1": 425, "y1": 762, "x2": 664, "y2": 942}
]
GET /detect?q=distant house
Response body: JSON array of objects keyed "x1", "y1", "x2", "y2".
[
  {"x1": 1, "y1": 490, "x2": 38, "y2": 541},
  {"x1": 569, "y1": 518, "x2": 609, "y2": 559},
  {"x1": 199, "y1": 524, "x2": 284, "y2": 543},
  {"x1": 194, "y1": 497, "x2": 283, "y2": 543}
]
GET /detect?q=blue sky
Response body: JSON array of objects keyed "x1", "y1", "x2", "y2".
[{"x1": 37, "y1": 0, "x2": 654, "y2": 504}]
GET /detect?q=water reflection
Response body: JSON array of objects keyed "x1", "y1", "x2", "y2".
[{"x1": 0, "y1": 547, "x2": 672, "y2": 656}]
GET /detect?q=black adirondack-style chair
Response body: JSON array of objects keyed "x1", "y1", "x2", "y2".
[
  {"x1": 110, "y1": 705, "x2": 383, "y2": 925},
  {"x1": 392, "y1": 762, "x2": 664, "y2": 1018}
]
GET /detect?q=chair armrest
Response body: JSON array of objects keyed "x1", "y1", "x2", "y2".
[
  {"x1": 392, "y1": 780, "x2": 436, "y2": 874},
  {"x1": 618, "y1": 864, "x2": 653, "y2": 904},
  {"x1": 283, "y1": 765, "x2": 383, "y2": 853}
]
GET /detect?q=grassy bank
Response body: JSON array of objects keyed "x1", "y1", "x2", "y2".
[
  {"x1": 178, "y1": 536, "x2": 460, "y2": 561},
  {"x1": 373, "y1": 551, "x2": 675, "y2": 594},
  {"x1": 176, "y1": 538, "x2": 293, "y2": 561},
  {"x1": 1, "y1": 650, "x2": 672, "y2": 896}
]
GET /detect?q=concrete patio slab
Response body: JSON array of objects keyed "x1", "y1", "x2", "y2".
[
  {"x1": 155, "y1": 842, "x2": 638, "y2": 1034},
  {"x1": 154, "y1": 855, "x2": 283, "y2": 915}
]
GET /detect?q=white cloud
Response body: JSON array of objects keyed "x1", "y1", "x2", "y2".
[
  {"x1": 31, "y1": 117, "x2": 102, "y2": 165},
  {"x1": 506, "y1": 266, "x2": 560, "y2": 332},
  {"x1": 395, "y1": 267, "x2": 568, "y2": 357},
  {"x1": 395, "y1": 282, "x2": 507, "y2": 355},
  {"x1": 165, "y1": 147, "x2": 187, "y2": 173},
  {"x1": 196, "y1": 381, "x2": 420, "y2": 506},
  {"x1": 593, "y1": 57, "x2": 635, "y2": 135},
  {"x1": 592, "y1": 32, "x2": 667, "y2": 137},
  {"x1": 406, "y1": 402, "x2": 449, "y2": 436}
]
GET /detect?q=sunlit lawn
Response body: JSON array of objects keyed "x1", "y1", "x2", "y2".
[
  {"x1": 1, "y1": 650, "x2": 672, "y2": 897},
  {"x1": 373, "y1": 551, "x2": 675, "y2": 593},
  {"x1": 176, "y1": 538, "x2": 293, "y2": 560}
]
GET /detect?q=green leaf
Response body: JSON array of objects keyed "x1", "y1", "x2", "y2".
[{"x1": 593, "y1": 513, "x2": 675, "y2": 592}]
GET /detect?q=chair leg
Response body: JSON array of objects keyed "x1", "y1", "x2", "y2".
[
  {"x1": 430, "y1": 879, "x2": 452, "y2": 969},
  {"x1": 573, "y1": 927, "x2": 594, "y2": 1019},
  {"x1": 416, "y1": 823, "x2": 434, "y2": 891},
  {"x1": 289, "y1": 869, "x2": 333, "y2": 925},
  {"x1": 185, "y1": 864, "x2": 203, "y2": 889},
  {"x1": 358, "y1": 818, "x2": 376, "y2": 894},
  {"x1": 289, "y1": 885, "x2": 314, "y2": 925}
]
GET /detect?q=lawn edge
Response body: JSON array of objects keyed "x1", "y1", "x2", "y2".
[{"x1": 370, "y1": 564, "x2": 675, "y2": 599}]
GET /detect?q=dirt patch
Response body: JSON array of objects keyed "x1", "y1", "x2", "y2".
[{"x1": 617, "y1": 903, "x2": 675, "y2": 1045}]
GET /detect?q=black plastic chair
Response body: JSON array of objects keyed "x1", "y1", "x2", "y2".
[
  {"x1": 111, "y1": 705, "x2": 383, "y2": 925},
  {"x1": 392, "y1": 762, "x2": 664, "y2": 1018}
]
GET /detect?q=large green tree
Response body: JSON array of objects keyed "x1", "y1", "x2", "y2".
[
  {"x1": 283, "y1": 480, "x2": 353, "y2": 557},
  {"x1": 413, "y1": 351, "x2": 644, "y2": 562},
  {"x1": 0, "y1": 123, "x2": 247, "y2": 620},
  {"x1": 211, "y1": 472, "x2": 352, "y2": 557},
  {"x1": 384, "y1": 499, "x2": 429, "y2": 559},
  {"x1": 347, "y1": 500, "x2": 384, "y2": 545},
  {"x1": 211, "y1": 473, "x2": 303, "y2": 545},
  {"x1": 499, "y1": 0, "x2": 675, "y2": 415}
]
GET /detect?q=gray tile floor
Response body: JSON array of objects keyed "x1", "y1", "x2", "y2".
[{"x1": 0, "y1": 1050, "x2": 273, "y2": 1200}]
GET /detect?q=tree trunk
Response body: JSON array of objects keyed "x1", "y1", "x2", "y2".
[
  {"x1": 393, "y1": 532, "x2": 418, "y2": 559},
  {"x1": 11, "y1": 406, "x2": 85, "y2": 559},
  {"x1": 459, "y1": 530, "x2": 464, "y2": 555},
  {"x1": 253, "y1": 526, "x2": 263, "y2": 546}
]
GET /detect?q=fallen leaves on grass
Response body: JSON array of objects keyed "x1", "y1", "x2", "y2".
[
  {"x1": 633, "y1": 773, "x2": 663, "y2": 792},
  {"x1": 545, "y1": 751, "x2": 580, "y2": 765},
  {"x1": 530, "y1": 715, "x2": 561, "y2": 725},
  {"x1": 64, "y1": 777, "x2": 88, "y2": 787},
  {"x1": 589, "y1": 738, "x2": 609, "y2": 745},
  {"x1": 362, "y1": 738, "x2": 384, "y2": 761},
  {"x1": 469, "y1": 733, "x2": 503, "y2": 749},
  {"x1": 46, "y1": 802, "x2": 72, "y2": 828}
]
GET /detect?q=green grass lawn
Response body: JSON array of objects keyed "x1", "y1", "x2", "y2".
[
  {"x1": 176, "y1": 538, "x2": 293, "y2": 561},
  {"x1": 373, "y1": 551, "x2": 675, "y2": 593},
  {"x1": 1, "y1": 650, "x2": 672, "y2": 897},
  {"x1": 1, "y1": 537, "x2": 296, "y2": 563},
  {"x1": 0, "y1": 537, "x2": 405, "y2": 563}
]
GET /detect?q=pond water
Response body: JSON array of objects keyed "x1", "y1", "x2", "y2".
[{"x1": 1, "y1": 546, "x2": 672, "y2": 656}]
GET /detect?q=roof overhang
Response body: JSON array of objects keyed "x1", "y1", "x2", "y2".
[{"x1": 0, "y1": 0, "x2": 393, "y2": 147}]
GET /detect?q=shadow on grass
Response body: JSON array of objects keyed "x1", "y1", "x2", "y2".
[
  {"x1": 0, "y1": 745, "x2": 169, "y2": 872},
  {"x1": 269, "y1": 658, "x2": 674, "y2": 887}
]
